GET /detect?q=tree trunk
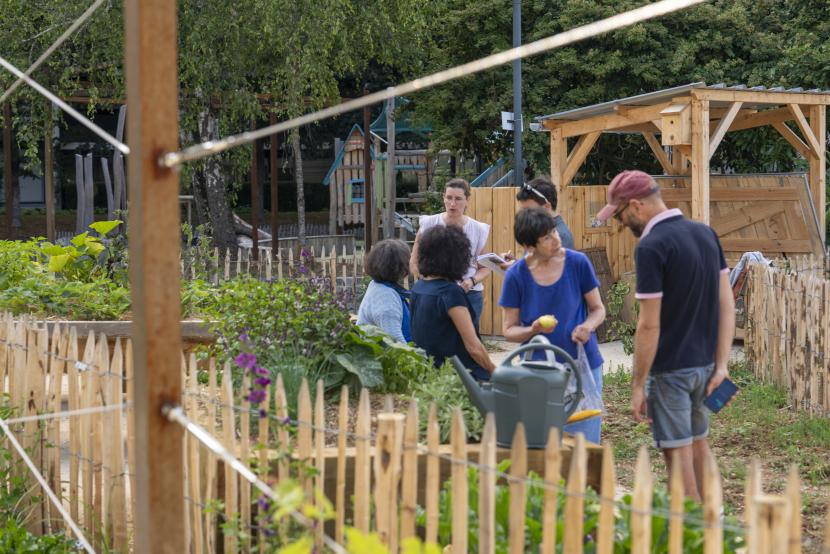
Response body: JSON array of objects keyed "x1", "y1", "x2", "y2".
[
  {"x1": 196, "y1": 109, "x2": 236, "y2": 249},
  {"x1": 11, "y1": 174, "x2": 20, "y2": 228},
  {"x1": 291, "y1": 129, "x2": 306, "y2": 244}
]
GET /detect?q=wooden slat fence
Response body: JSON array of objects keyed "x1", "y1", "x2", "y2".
[
  {"x1": 0, "y1": 314, "x2": 828, "y2": 552},
  {"x1": 181, "y1": 245, "x2": 368, "y2": 310},
  {"x1": 744, "y1": 254, "x2": 830, "y2": 416}
]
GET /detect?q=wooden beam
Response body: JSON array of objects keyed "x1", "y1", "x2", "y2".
[
  {"x1": 562, "y1": 131, "x2": 600, "y2": 186},
  {"x1": 809, "y1": 105, "x2": 826, "y2": 243},
  {"x1": 690, "y1": 98, "x2": 710, "y2": 223},
  {"x1": 270, "y1": 114, "x2": 279, "y2": 256},
  {"x1": 3, "y1": 103, "x2": 11, "y2": 233},
  {"x1": 719, "y1": 238, "x2": 813, "y2": 253},
  {"x1": 709, "y1": 203, "x2": 784, "y2": 236},
  {"x1": 771, "y1": 122, "x2": 811, "y2": 159},
  {"x1": 726, "y1": 106, "x2": 794, "y2": 133},
  {"x1": 691, "y1": 88, "x2": 830, "y2": 105},
  {"x1": 708, "y1": 102, "x2": 743, "y2": 158},
  {"x1": 44, "y1": 117, "x2": 55, "y2": 242},
  {"x1": 661, "y1": 187, "x2": 801, "y2": 202},
  {"x1": 542, "y1": 102, "x2": 672, "y2": 138},
  {"x1": 787, "y1": 104, "x2": 822, "y2": 158},
  {"x1": 550, "y1": 128, "x2": 566, "y2": 189},
  {"x1": 250, "y1": 120, "x2": 259, "y2": 259},
  {"x1": 614, "y1": 121, "x2": 662, "y2": 134},
  {"x1": 124, "y1": 1, "x2": 185, "y2": 553},
  {"x1": 642, "y1": 132, "x2": 674, "y2": 175}
]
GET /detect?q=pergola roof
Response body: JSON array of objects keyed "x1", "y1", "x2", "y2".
[
  {"x1": 537, "y1": 82, "x2": 830, "y2": 123},
  {"x1": 539, "y1": 82, "x2": 828, "y2": 237}
]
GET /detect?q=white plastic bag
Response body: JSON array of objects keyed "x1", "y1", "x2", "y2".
[{"x1": 565, "y1": 344, "x2": 604, "y2": 414}]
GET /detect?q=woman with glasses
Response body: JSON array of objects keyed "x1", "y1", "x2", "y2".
[
  {"x1": 410, "y1": 178, "x2": 491, "y2": 331},
  {"x1": 499, "y1": 207, "x2": 606, "y2": 443}
]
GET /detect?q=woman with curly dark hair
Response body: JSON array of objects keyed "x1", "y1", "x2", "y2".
[
  {"x1": 356, "y1": 239, "x2": 412, "y2": 342},
  {"x1": 411, "y1": 225, "x2": 495, "y2": 380},
  {"x1": 409, "y1": 178, "x2": 490, "y2": 331}
]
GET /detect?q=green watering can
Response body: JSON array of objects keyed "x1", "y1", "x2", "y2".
[{"x1": 451, "y1": 335, "x2": 582, "y2": 448}]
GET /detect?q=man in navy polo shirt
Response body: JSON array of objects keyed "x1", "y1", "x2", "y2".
[{"x1": 596, "y1": 170, "x2": 735, "y2": 502}]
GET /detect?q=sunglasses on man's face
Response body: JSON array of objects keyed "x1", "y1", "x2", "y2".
[
  {"x1": 521, "y1": 183, "x2": 547, "y2": 203},
  {"x1": 612, "y1": 201, "x2": 630, "y2": 221}
]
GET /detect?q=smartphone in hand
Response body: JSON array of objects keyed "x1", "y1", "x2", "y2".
[{"x1": 703, "y1": 377, "x2": 738, "y2": 413}]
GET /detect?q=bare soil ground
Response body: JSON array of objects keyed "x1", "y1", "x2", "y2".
[{"x1": 602, "y1": 356, "x2": 830, "y2": 553}]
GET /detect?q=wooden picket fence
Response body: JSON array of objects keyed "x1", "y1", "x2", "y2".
[
  {"x1": 744, "y1": 254, "x2": 830, "y2": 416},
  {"x1": 182, "y1": 245, "x2": 366, "y2": 283},
  {"x1": 1, "y1": 312, "x2": 829, "y2": 553}
]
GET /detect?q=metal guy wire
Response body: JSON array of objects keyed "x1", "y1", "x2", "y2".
[
  {"x1": 0, "y1": 54, "x2": 129, "y2": 155},
  {"x1": 0, "y1": 418, "x2": 96, "y2": 554},
  {"x1": 163, "y1": 404, "x2": 349, "y2": 554},
  {"x1": 0, "y1": 0, "x2": 108, "y2": 103}
]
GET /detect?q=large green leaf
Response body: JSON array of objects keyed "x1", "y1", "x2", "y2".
[
  {"x1": 89, "y1": 220, "x2": 122, "y2": 237},
  {"x1": 40, "y1": 244, "x2": 67, "y2": 256},
  {"x1": 47, "y1": 254, "x2": 70, "y2": 273},
  {"x1": 84, "y1": 239, "x2": 105, "y2": 257},
  {"x1": 70, "y1": 232, "x2": 88, "y2": 247},
  {"x1": 335, "y1": 347, "x2": 384, "y2": 389}
]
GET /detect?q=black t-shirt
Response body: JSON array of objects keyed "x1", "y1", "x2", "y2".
[
  {"x1": 410, "y1": 278, "x2": 487, "y2": 379},
  {"x1": 634, "y1": 211, "x2": 727, "y2": 373}
]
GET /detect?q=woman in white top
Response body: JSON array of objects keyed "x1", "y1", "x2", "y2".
[{"x1": 409, "y1": 178, "x2": 491, "y2": 331}]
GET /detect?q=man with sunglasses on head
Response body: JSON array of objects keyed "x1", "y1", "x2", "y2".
[
  {"x1": 499, "y1": 177, "x2": 575, "y2": 268},
  {"x1": 595, "y1": 170, "x2": 735, "y2": 502},
  {"x1": 516, "y1": 177, "x2": 574, "y2": 249}
]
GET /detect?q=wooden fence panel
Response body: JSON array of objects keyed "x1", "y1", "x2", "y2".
[
  {"x1": 541, "y1": 427, "x2": 561, "y2": 554},
  {"x1": 478, "y1": 413, "x2": 497, "y2": 554},
  {"x1": 450, "y1": 409, "x2": 468, "y2": 554},
  {"x1": 374, "y1": 413, "x2": 404, "y2": 553},
  {"x1": 631, "y1": 446, "x2": 653, "y2": 554},
  {"x1": 2, "y1": 314, "x2": 830, "y2": 552},
  {"x1": 508, "y1": 424, "x2": 527, "y2": 554}
]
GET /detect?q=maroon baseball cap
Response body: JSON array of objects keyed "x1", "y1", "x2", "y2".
[{"x1": 595, "y1": 170, "x2": 660, "y2": 222}]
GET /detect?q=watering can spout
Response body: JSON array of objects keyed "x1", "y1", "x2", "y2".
[{"x1": 450, "y1": 356, "x2": 494, "y2": 415}]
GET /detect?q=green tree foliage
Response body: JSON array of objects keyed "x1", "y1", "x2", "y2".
[
  {"x1": 411, "y1": 0, "x2": 830, "y2": 182},
  {"x1": 0, "y1": 1, "x2": 432, "y2": 243}
]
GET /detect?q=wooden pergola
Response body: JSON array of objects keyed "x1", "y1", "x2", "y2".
[{"x1": 539, "y1": 82, "x2": 829, "y2": 241}]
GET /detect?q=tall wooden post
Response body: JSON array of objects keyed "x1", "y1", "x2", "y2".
[
  {"x1": 809, "y1": 105, "x2": 826, "y2": 243},
  {"x1": 690, "y1": 98, "x2": 710, "y2": 223},
  {"x1": 363, "y1": 87, "x2": 374, "y2": 251},
  {"x1": 44, "y1": 115, "x2": 55, "y2": 242},
  {"x1": 3, "y1": 103, "x2": 12, "y2": 234},
  {"x1": 269, "y1": 114, "x2": 279, "y2": 258},
  {"x1": 384, "y1": 94, "x2": 396, "y2": 239},
  {"x1": 250, "y1": 120, "x2": 259, "y2": 260},
  {"x1": 124, "y1": 1, "x2": 185, "y2": 552},
  {"x1": 549, "y1": 128, "x2": 566, "y2": 190}
]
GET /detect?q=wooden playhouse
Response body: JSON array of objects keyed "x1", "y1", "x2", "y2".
[{"x1": 324, "y1": 98, "x2": 431, "y2": 234}]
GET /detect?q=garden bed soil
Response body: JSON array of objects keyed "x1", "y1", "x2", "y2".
[{"x1": 602, "y1": 359, "x2": 830, "y2": 554}]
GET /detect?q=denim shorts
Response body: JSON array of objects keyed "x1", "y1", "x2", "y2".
[{"x1": 646, "y1": 364, "x2": 713, "y2": 449}]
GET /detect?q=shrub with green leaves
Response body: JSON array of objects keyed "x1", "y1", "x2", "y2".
[
  {"x1": 411, "y1": 360, "x2": 484, "y2": 441},
  {"x1": 418, "y1": 461, "x2": 745, "y2": 553}
]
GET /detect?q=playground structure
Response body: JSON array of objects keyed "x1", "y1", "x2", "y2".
[{"x1": 324, "y1": 97, "x2": 431, "y2": 235}]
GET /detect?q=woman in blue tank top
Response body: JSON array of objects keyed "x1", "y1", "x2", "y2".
[{"x1": 499, "y1": 208, "x2": 607, "y2": 443}]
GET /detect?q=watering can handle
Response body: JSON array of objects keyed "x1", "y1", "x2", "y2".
[{"x1": 502, "y1": 336, "x2": 582, "y2": 418}]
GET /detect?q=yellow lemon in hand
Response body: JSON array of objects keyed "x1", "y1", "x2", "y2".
[{"x1": 537, "y1": 314, "x2": 557, "y2": 332}]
